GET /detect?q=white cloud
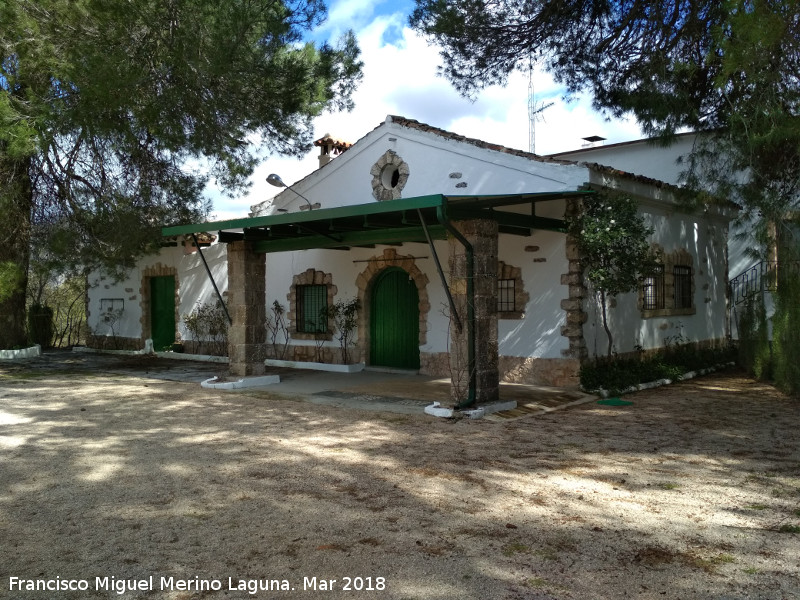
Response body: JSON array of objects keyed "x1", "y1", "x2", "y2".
[{"x1": 207, "y1": 8, "x2": 644, "y2": 221}]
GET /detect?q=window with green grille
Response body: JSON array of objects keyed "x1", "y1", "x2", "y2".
[{"x1": 297, "y1": 285, "x2": 328, "y2": 333}]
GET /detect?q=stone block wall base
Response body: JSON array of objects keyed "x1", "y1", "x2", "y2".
[
  {"x1": 422, "y1": 352, "x2": 581, "y2": 389},
  {"x1": 229, "y1": 344, "x2": 266, "y2": 377},
  {"x1": 86, "y1": 335, "x2": 144, "y2": 352},
  {"x1": 419, "y1": 352, "x2": 450, "y2": 377},
  {"x1": 265, "y1": 344, "x2": 362, "y2": 366},
  {"x1": 182, "y1": 340, "x2": 229, "y2": 357},
  {"x1": 500, "y1": 356, "x2": 581, "y2": 388}
]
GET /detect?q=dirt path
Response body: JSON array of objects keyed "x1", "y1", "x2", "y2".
[{"x1": 1, "y1": 364, "x2": 798, "y2": 599}]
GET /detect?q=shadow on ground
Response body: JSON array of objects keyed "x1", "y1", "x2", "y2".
[{"x1": 1, "y1": 353, "x2": 798, "y2": 599}]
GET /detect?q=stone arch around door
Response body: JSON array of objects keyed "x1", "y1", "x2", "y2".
[
  {"x1": 356, "y1": 248, "x2": 429, "y2": 366},
  {"x1": 140, "y1": 263, "x2": 179, "y2": 350}
]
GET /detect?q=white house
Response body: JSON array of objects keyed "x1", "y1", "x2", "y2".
[
  {"x1": 86, "y1": 116, "x2": 735, "y2": 403},
  {"x1": 549, "y1": 133, "x2": 773, "y2": 339}
]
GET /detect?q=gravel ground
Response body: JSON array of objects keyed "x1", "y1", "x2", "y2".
[{"x1": 1, "y1": 361, "x2": 799, "y2": 600}]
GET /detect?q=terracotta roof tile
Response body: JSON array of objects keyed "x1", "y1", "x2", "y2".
[
  {"x1": 385, "y1": 115, "x2": 577, "y2": 166},
  {"x1": 313, "y1": 134, "x2": 352, "y2": 150}
]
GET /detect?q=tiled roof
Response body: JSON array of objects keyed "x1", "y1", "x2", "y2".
[
  {"x1": 386, "y1": 115, "x2": 572, "y2": 165},
  {"x1": 313, "y1": 134, "x2": 352, "y2": 150},
  {"x1": 583, "y1": 162, "x2": 676, "y2": 189}
]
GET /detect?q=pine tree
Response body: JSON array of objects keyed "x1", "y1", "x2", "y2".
[{"x1": 0, "y1": 0, "x2": 362, "y2": 348}]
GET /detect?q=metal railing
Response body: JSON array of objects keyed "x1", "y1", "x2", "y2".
[
  {"x1": 729, "y1": 261, "x2": 778, "y2": 307},
  {"x1": 729, "y1": 260, "x2": 800, "y2": 306},
  {"x1": 728, "y1": 260, "x2": 799, "y2": 339}
]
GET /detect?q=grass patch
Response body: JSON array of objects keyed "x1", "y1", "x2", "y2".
[
  {"x1": 743, "y1": 567, "x2": 760, "y2": 574},
  {"x1": 715, "y1": 554, "x2": 736, "y2": 564},
  {"x1": 778, "y1": 524, "x2": 800, "y2": 533},
  {"x1": 686, "y1": 553, "x2": 736, "y2": 573},
  {"x1": 534, "y1": 548, "x2": 559, "y2": 561},
  {"x1": 659, "y1": 482, "x2": 680, "y2": 490},
  {"x1": 502, "y1": 542, "x2": 531, "y2": 557}
]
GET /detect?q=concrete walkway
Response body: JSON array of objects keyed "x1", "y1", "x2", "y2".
[{"x1": 1, "y1": 349, "x2": 596, "y2": 418}]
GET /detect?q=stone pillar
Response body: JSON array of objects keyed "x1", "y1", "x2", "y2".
[
  {"x1": 448, "y1": 219, "x2": 499, "y2": 405},
  {"x1": 560, "y1": 198, "x2": 589, "y2": 361},
  {"x1": 227, "y1": 241, "x2": 266, "y2": 376}
]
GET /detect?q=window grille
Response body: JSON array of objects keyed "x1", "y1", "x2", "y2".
[
  {"x1": 498, "y1": 279, "x2": 516, "y2": 312},
  {"x1": 297, "y1": 285, "x2": 328, "y2": 333},
  {"x1": 673, "y1": 265, "x2": 693, "y2": 309},
  {"x1": 642, "y1": 265, "x2": 665, "y2": 310}
]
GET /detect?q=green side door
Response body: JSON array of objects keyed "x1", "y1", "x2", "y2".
[
  {"x1": 370, "y1": 267, "x2": 420, "y2": 369},
  {"x1": 150, "y1": 276, "x2": 175, "y2": 351}
]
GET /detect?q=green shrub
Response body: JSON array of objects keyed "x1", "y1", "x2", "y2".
[
  {"x1": 737, "y1": 292, "x2": 772, "y2": 379},
  {"x1": 580, "y1": 344, "x2": 735, "y2": 395},
  {"x1": 772, "y1": 274, "x2": 800, "y2": 396}
]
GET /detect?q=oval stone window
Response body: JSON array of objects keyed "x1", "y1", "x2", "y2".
[{"x1": 371, "y1": 150, "x2": 409, "y2": 201}]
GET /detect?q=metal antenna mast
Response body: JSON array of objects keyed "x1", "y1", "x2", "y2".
[{"x1": 527, "y1": 58, "x2": 554, "y2": 154}]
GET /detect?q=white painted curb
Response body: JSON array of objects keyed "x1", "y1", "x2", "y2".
[
  {"x1": 424, "y1": 401, "x2": 453, "y2": 418},
  {"x1": 72, "y1": 345, "x2": 229, "y2": 363},
  {"x1": 265, "y1": 359, "x2": 365, "y2": 373},
  {"x1": 590, "y1": 362, "x2": 736, "y2": 398},
  {"x1": 424, "y1": 400, "x2": 517, "y2": 419},
  {"x1": 0, "y1": 345, "x2": 42, "y2": 359},
  {"x1": 155, "y1": 352, "x2": 229, "y2": 364},
  {"x1": 201, "y1": 375, "x2": 280, "y2": 390}
]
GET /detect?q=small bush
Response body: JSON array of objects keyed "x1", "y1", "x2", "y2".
[
  {"x1": 182, "y1": 301, "x2": 229, "y2": 356},
  {"x1": 324, "y1": 297, "x2": 360, "y2": 364},
  {"x1": 266, "y1": 300, "x2": 290, "y2": 359}
]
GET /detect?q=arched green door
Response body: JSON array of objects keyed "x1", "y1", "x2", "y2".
[
  {"x1": 370, "y1": 268, "x2": 420, "y2": 369},
  {"x1": 150, "y1": 276, "x2": 175, "y2": 351}
]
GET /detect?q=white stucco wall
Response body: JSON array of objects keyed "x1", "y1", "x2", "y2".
[
  {"x1": 255, "y1": 116, "x2": 590, "y2": 215},
  {"x1": 250, "y1": 117, "x2": 591, "y2": 361},
  {"x1": 263, "y1": 240, "x2": 452, "y2": 357},
  {"x1": 551, "y1": 135, "x2": 756, "y2": 277},
  {"x1": 498, "y1": 230, "x2": 570, "y2": 359},
  {"x1": 87, "y1": 243, "x2": 228, "y2": 346},
  {"x1": 259, "y1": 229, "x2": 571, "y2": 362},
  {"x1": 175, "y1": 243, "x2": 228, "y2": 342},
  {"x1": 551, "y1": 135, "x2": 699, "y2": 187},
  {"x1": 582, "y1": 201, "x2": 730, "y2": 356},
  {"x1": 89, "y1": 117, "x2": 734, "y2": 371}
]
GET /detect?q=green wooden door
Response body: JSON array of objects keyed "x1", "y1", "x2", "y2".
[
  {"x1": 370, "y1": 268, "x2": 420, "y2": 369},
  {"x1": 150, "y1": 276, "x2": 175, "y2": 351}
]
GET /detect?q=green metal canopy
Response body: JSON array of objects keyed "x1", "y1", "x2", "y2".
[{"x1": 161, "y1": 191, "x2": 593, "y2": 253}]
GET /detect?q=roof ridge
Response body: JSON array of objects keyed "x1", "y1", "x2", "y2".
[{"x1": 386, "y1": 115, "x2": 574, "y2": 166}]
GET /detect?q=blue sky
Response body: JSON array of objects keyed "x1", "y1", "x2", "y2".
[{"x1": 208, "y1": 0, "x2": 642, "y2": 220}]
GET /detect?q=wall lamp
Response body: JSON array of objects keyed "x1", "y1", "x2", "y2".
[{"x1": 267, "y1": 173, "x2": 313, "y2": 210}]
